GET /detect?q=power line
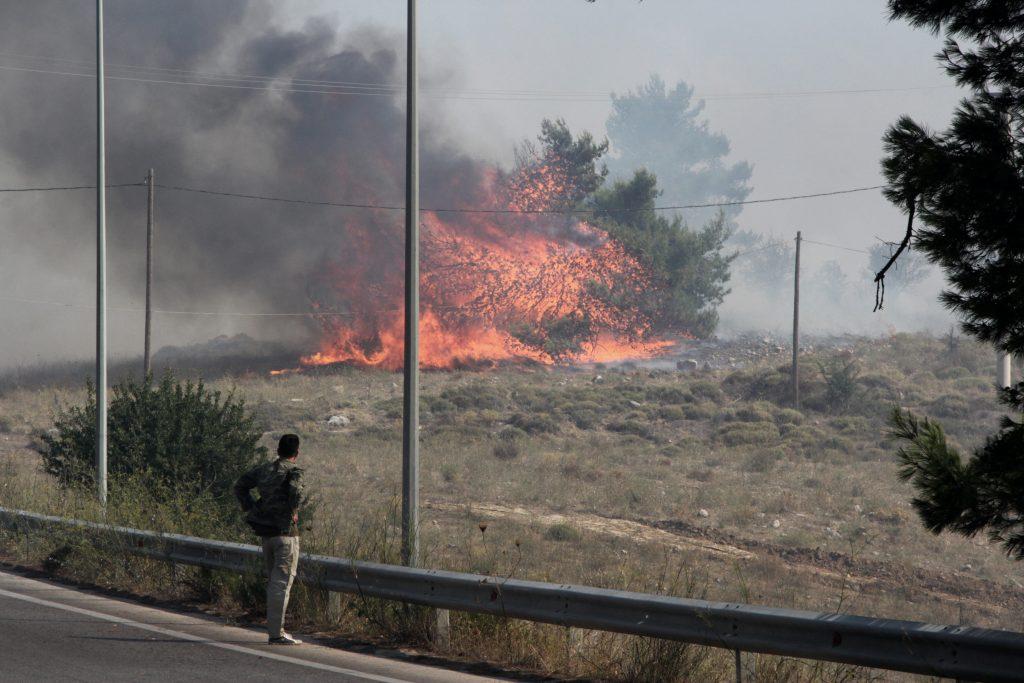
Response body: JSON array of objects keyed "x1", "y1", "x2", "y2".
[
  {"x1": 2, "y1": 230, "x2": 878, "y2": 317},
  {"x1": 0, "y1": 295, "x2": 352, "y2": 317},
  {"x1": 732, "y1": 243, "x2": 778, "y2": 259},
  {"x1": 0, "y1": 63, "x2": 618, "y2": 102},
  {"x1": 1, "y1": 295, "x2": 474, "y2": 318},
  {"x1": 0, "y1": 51, "x2": 611, "y2": 96},
  {"x1": 0, "y1": 59, "x2": 956, "y2": 104},
  {"x1": 0, "y1": 179, "x2": 884, "y2": 214},
  {"x1": 802, "y1": 238, "x2": 870, "y2": 254},
  {"x1": 5, "y1": 52, "x2": 957, "y2": 101},
  {"x1": 3, "y1": 236, "x2": 878, "y2": 318},
  {"x1": 0, "y1": 182, "x2": 143, "y2": 193},
  {"x1": 151, "y1": 182, "x2": 884, "y2": 215}
]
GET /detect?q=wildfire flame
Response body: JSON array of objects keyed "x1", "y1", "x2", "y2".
[{"x1": 300, "y1": 158, "x2": 681, "y2": 371}]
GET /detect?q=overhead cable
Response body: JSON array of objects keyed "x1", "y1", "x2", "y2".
[
  {"x1": 0, "y1": 179, "x2": 884, "y2": 214},
  {"x1": 151, "y1": 182, "x2": 884, "y2": 215},
  {"x1": 0, "y1": 59, "x2": 955, "y2": 103}
]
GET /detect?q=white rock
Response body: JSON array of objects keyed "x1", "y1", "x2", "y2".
[
  {"x1": 698, "y1": 508, "x2": 710, "y2": 518},
  {"x1": 327, "y1": 415, "x2": 350, "y2": 428},
  {"x1": 771, "y1": 519, "x2": 781, "y2": 529},
  {"x1": 629, "y1": 400, "x2": 643, "y2": 408}
]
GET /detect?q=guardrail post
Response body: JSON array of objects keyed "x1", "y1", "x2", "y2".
[
  {"x1": 734, "y1": 649, "x2": 742, "y2": 683},
  {"x1": 431, "y1": 607, "x2": 451, "y2": 649},
  {"x1": 326, "y1": 590, "x2": 342, "y2": 623}
]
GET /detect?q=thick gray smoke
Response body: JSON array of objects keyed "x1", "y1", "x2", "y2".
[
  {"x1": 0, "y1": 1, "x2": 488, "y2": 366},
  {"x1": 0, "y1": 4, "x2": 956, "y2": 368}
]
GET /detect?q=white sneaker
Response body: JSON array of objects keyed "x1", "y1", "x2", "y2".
[{"x1": 268, "y1": 633, "x2": 303, "y2": 645}]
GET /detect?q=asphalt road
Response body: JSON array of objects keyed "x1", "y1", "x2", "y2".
[{"x1": 0, "y1": 568, "x2": 507, "y2": 682}]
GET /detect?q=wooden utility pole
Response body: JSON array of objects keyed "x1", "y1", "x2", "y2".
[
  {"x1": 401, "y1": 0, "x2": 420, "y2": 569},
  {"x1": 144, "y1": 168, "x2": 155, "y2": 376},
  {"x1": 792, "y1": 231, "x2": 801, "y2": 408}
]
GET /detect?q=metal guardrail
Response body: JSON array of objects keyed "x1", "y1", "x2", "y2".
[{"x1": 2, "y1": 506, "x2": 1022, "y2": 681}]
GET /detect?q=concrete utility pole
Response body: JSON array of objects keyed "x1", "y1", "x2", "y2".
[
  {"x1": 791, "y1": 231, "x2": 801, "y2": 409},
  {"x1": 998, "y1": 350, "x2": 1013, "y2": 389},
  {"x1": 95, "y1": 0, "x2": 108, "y2": 505},
  {"x1": 144, "y1": 169, "x2": 155, "y2": 377},
  {"x1": 401, "y1": 0, "x2": 420, "y2": 569}
]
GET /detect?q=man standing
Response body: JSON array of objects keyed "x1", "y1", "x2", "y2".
[{"x1": 234, "y1": 433, "x2": 305, "y2": 645}]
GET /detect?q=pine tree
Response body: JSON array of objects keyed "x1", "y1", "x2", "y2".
[
  {"x1": 605, "y1": 76, "x2": 753, "y2": 230},
  {"x1": 880, "y1": 1, "x2": 1024, "y2": 558}
]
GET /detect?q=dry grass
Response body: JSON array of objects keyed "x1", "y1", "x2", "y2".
[{"x1": 0, "y1": 332, "x2": 1021, "y2": 680}]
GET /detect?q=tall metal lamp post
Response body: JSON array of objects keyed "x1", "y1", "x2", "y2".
[{"x1": 95, "y1": 0, "x2": 108, "y2": 505}]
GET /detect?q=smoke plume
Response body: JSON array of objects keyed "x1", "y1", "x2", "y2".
[{"x1": 0, "y1": 1, "x2": 490, "y2": 365}]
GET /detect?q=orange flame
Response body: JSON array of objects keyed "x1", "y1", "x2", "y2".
[{"x1": 301, "y1": 158, "x2": 681, "y2": 371}]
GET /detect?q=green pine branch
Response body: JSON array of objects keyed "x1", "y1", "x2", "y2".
[{"x1": 889, "y1": 382, "x2": 1024, "y2": 558}]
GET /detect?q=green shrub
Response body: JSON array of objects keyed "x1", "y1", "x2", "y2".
[
  {"x1": 733, "y1": 405, "x2": 774, "y2": 423},
  {"x1": 497, "y1": 426, "x2": 528, "y2": 442},
  {"x1": 818, "y1": 356, "x2": 861, "y2": 413},
  {"x1": 744, "y1": 449, "x2": 781, "y2": 473},
  {"x1": 935, "y1": 366, "x2": 971, "y2": 380},
  {"x1": 439, "y1": 383, "x2": 507, "y2": 410},
  {"x1": 928, "y1": 393, "x2": 971, "y2": 418},
  {"x1": 683, "y1": 402, "x2": 715, "y2": 420},
  {"x1": 492, "y1": 425, "x2": 525, "y2": 460},
  {"x1": 375, "y1": 397, "x2": 404, "y2": 419},
  {"x1": 544, "y1": 522, "x2": 581, "y2": 542},
  {"x1": 689, "y1": 380, "x2": 724, "y2": 403},
  {"x1": 773, "y1": 408, "x2": 804, "y2": 426},
  {"x1": 41, "y1": 373, "x2": 264, "y2": 527},
  {"x1": 561, "y1": 401, "x2": 603, "y2": 429},
  {"x1": 645, "y1": 386, "x2": 693, "y2": 405},
  {"x1": 829, "y1": 415, "x2": 870, "y2": 433},
  {"x1": 424, "y1": 396, "x2": 457, "y2": 415},
  {"x1": 492, "y1": 440, "x2": 521, "y2": 460},
  {"x1": 509, "y1": 412, "x2": 559, "y2": 434},
  {"x1": 722, "y1": 367, "x2": 789, "y2": 403},
  {"x1": 780, "y1": 424, "x2": 829, "y2": 452},
  {"x1": 659, "y1": 444, "x2": 684, "y2": 458},
  {"x1": 858, "y1": 372, "x2": 899, "y2": 394},
  {"x1": 687, "y1": 468, "x2": 714, "y2": 482},
  {"x1": 952, "y1": 376, "x2": 992, "y2": 393},
  {"x1": 657, "y1": 405, "x2": 686, "y2": 422},
  {"x1": 606, "y1": 419, "x2": 655, "y2": 440},
  {"x1": 716, "y1": 422, "x2": 780, "y2": 446},
  {"x1": 568, "y1": 410, "x2": 599, "y2": 429}
]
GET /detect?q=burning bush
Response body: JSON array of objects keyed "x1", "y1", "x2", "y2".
[{"x1": 303, "y1": 119, "x2": 733, "y2": 371}]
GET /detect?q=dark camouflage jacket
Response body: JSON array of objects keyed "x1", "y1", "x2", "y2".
[{"x1": 233, "y1": 458, "x2": 304, "y2": 537}]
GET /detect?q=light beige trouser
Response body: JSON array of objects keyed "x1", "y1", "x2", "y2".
[{"x1": 262, "y1": 535, "x2": 299, "y2": 638}]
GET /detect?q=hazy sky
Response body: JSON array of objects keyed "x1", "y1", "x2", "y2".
[
  {"x1": 289, "y1": 1, "x2": 961, "y2": 241},
  {"x1": 0, "y1": 1, "x2": 963, "y2": 365}
]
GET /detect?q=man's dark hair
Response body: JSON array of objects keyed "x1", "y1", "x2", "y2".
[{"x1": 278, "y1": 433, "x2": 300, "y2": 458}]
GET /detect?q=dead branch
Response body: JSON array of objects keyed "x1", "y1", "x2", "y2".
[{"x1": 873, "y1": 197, "x2": 916, "y2": 312}]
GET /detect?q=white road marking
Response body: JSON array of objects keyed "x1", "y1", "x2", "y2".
[{"x1": 0, "y1": 585, "x2": 412, "y2": 682}]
